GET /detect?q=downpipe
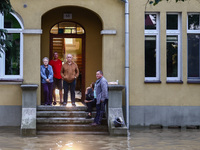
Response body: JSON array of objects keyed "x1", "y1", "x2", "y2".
[{"x1": 121, "y1": 0, "x2": 130, "y2": 129}]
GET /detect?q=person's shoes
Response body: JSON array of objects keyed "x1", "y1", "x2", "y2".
[
  {"x1": 86, "y1": 115, "x2": 92, "y2": 119},
  {"x1": 63, "y1": 102, "x2": 67, "y2": 106},
  {"x1": 72, "y1": 103, "x2": 76, "y2": 107},
  {"x1": 53, "y1": 101, "x2": 57, "y2": 105}
]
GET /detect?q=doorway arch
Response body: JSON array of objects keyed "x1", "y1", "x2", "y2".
[{"x1": 41, "y1": 6, "x2": 103, "y2": 104}]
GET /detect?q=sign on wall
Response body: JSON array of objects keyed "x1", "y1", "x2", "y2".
[{"x1": 63, "y1": 13, "x2": 72, "y2": 19}]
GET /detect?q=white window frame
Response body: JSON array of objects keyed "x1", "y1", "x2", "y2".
[
  {"x1": 187, "y1": 13, "x2": 200, "y2": 81},
  {"x1": 145, "y1": 13, "x2": 160, "y2": 82},
  {"x1": 187, "y1": 13, "x2": 200, "y2": 33},
  {"x1": 166, "y1": 13, "x2": 182, "y2": 82},
  {"x1": 0, "y1": 12, "x2": 24, "y2": 81}
]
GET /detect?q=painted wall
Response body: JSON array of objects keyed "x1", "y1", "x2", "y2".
[
  {"x1": 4, "y1": 0, "x2": 124, "y2": 106},
  {"x1": 130, "y1": 0, "x2": 200, "y2": 106},
  {"x1": 3, "y1": 0, "x2": 200, "y2": 127},
  {"x1": 129, "y1": 0, "x2": 200, "y2": 126}
]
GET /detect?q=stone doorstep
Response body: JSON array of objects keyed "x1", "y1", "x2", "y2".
[
  {"x1": 36, "y1": 105, "x2": 108, "y2": 134},
  {"x1": 37, "y1": 106, "x2": 88, "y2": 111},
  {"x1": 36, "y1": 117, "x2": 107, "y2": 124},
  {"x1": 37, "y1": 131, "x2": 109, "y2": 135},
  {"x1": 36, "y1": 111, "x2": 97, "y2": 117},
  {"x1": 37, "y1": 124, "x2": 108, "y2": 132}
]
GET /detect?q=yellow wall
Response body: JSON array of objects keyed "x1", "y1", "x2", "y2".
[
  {"x1": 4, "y1": 0, "x2": 124, "y2": 105},
  {"x1": 130, "y1": 0, "x2": 200, "y2": 106},
  {"x1": 0, "y1": 85, "x2": 22, "y2": 105},
  {"x1": 5, "y1": 0, "x2": 200, "y2": 107}
]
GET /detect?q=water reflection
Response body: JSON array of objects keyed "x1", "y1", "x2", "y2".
[{"x1": 0, "y1": 127, "x2": 200, "y2": 150}]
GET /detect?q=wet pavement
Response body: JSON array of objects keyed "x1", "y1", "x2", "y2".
[{"x1": 0, "y1": 127, "x2": 200, "y2": 150}]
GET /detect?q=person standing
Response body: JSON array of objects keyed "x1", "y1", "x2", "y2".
[
  {"x1": 41, "y1": 57, "x2": 54, "y2": 105},
  {"x1": 49, "y1": 52, "x2": 63, "y2": 105},
  {"x1": 61, "y1": 54, "x2": 79, "y2": 106},
  {"x1": 91, "y1": 70, "x2": 108, "y2": 126}
]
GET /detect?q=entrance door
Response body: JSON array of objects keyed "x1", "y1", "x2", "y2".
[{"x1": 50, "y1": 22, "x2": 85, "y2": 102}]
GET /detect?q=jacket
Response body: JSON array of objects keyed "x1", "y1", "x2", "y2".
[
  {"x1": 95, "y1": 76, "x2": 108, "y2": 104},
  {"x1": 61, "y1": 61, "x2": 79, "y2": 83},
  {"x1": 40, "y1": 65, "x2": 54, "y2": 83}
]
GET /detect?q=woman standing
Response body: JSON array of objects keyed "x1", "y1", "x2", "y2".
[{"x1": 41, "y1": 57, "x2": 54, "y2": 105}]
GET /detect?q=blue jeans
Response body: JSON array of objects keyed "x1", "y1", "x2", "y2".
[
  {"x1": 94, "y1": 99, "x2": 108, "y2": 125},
  {"x1": 63, "y1": 80, "x2": 76, "y2": 104}
]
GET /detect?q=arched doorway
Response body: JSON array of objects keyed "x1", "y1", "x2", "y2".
[
  {"x1": 41, "y1": 6, "x2": 103, "y2": 105},
  {"x1": 50, "y1": 21, "x2": 85, "y2": 102}
]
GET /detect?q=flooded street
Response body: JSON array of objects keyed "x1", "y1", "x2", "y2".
[{"x1": 0, "y1": 127, "x2": 200, "y2": 150}]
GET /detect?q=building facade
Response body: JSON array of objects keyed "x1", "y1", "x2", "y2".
[{"x1": 0, "y1": 0, "x2": 200, "y2": 127}]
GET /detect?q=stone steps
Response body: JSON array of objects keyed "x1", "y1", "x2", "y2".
[
  {"x1": 37, "y1": 105, "x2": 87, "y2": 111},
  {"x1": 37, "y1": 131, "x2": 109, "y2": 135},
  {"x1": 37, "y1": 124, "x2": 108, "y2": 132},
  {"x1": 37, "y1": 117, "x2": 107, "y2": 124},
  {"x1": 36, "y1": 105, "x2": 108, "y2": 135},
  {"x1": 37, "y1": 111, "x2": 96, "y2": 118}
]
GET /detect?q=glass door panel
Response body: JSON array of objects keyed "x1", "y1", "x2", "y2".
[
  {"x1": 51, "y1": 37, "x2": 83, "y2": 101},
  {"x1": 64, "y1": 38, "x2": 82, "y2": 94}
]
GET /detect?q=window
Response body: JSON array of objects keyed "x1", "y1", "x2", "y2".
[
  {"x1": 145, "y1": 13, "x2": 160, "y2": 81},
  {"x1": 50, "y1": 22, "x2": 85, "y2": 35},
  {"x1": 166, "y1": 13, "x2": 182, "y2": 81},
  {"x1": 0, "y1": 12, "x2": 23, "y2": 80},
  {"x1": 187, "y1": 13, "x2": 200, "y2": 81}
]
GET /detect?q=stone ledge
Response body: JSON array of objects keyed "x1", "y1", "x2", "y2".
[
  {"x1": 21, "y1": 84, "x2": 38, "y2": 90},
  {"x1": 108, "y1": 85, "x2": 125, "y2": 90}
]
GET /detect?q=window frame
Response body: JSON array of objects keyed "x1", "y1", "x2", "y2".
[
  {"x1": 166, "y1": 13, "x2": 182, "y2": 82},
  {"x1": 187, "y1": 13, "x2": 200, "y2": 33},
  {"x1": 187, "y1": 13, "x2": 200, "y2": 81},
  {"x1": 145, "y1": 13, "x2": 160, "y2": 82},
  {"x1": 0, "y1": 12, "x2": 24, "y2": 81}
]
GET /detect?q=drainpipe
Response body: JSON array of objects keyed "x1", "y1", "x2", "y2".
[{"x1": 121, "y1": 0, "x2": 130, "y2": 129}]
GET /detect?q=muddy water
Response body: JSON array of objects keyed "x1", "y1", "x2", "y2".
[{"x1": 0, "y1": 127, "x2": 200, "y2": 150}]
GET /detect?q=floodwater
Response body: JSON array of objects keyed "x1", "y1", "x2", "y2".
[{"x1": 0, "y1": 127, "x2": 200, "y2": 150}]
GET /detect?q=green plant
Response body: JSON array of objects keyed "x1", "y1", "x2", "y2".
[
  {"x1": 148, "y1": 0, "x2": 185, "y2": 5},
  {"x1": 0, "y1": 0, "x2": 13, "y2": 57}
]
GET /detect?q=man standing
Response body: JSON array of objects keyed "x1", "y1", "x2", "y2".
[
  {"x1": 49, "y1": 52, "x2": 63, "y2": 105},
  {"x1": 92, "y1": 70, "x2": 108, "y2": 126},
  {"x1": 61, "y1": 54, "x2": 79, "y2": 106}
]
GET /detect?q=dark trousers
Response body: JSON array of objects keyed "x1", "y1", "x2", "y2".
[
  {"x1": 86, "y1": 100, "x2": 96, "y2": 113},
  {"x1": 42, "y1": 82, "x2": 53, "y2": 105},
  {"x1": 94, "y1": 99, "x2": 108, "y2": 125},
  {"x1": 63, "y1": 80, "x2": 76, "y2": 104}
]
